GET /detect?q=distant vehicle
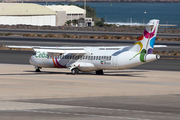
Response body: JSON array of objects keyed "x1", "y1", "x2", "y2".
[{"x1": 7, "y1": 19, "x2": 166, "y2": 75}]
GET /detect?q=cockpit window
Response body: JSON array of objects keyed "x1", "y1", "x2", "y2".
[{"x1": 33, "y1": 52, "x2": 36, "y2": 55}]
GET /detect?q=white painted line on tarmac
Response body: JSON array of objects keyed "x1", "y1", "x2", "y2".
[
  {"x1": 1, "y1": 101, "x2": 180, "y2": 116},
  {"x1": 17, "y1": 109, "x2": 150, "y2": 120}
]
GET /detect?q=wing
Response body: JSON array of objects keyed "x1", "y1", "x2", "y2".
[
  {"x1": 34, "y1": 48, "x2": 86, "y2": 56},
  {"x1": 6, "y1": 45, "x2": 86, "y2": 56}
]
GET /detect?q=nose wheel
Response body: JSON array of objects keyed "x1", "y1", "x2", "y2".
[
  {"x1": 71, "y1": 68, "x2": 79, "y2": 75},
  {"x1": 35, "y1": 67, "x2": 41, "y2": 72}
]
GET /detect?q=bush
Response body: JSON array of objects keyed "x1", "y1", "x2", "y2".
[
  {"x1": 90, "y1": 36, "x2": 95, "y2": 39},
  {"x1": 5, "y1": 33, "x2": 13, "y2": 36},
  {"x1": 63, "y1": 34, "x2": 71, "y2": 38},
  {"x1": 95, "y1": 21, "x2": 104, "y2": 27},
  {"x1": 115, "y1": 36, "x2": 120, "y2": 39},
  {"x1": 45, "y1": 34, "x2": 56, "y2": 37},
  {"x1": 104, "y1": 36, "x2": 109, "y2": 39}
]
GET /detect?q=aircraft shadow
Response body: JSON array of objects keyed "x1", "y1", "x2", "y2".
[
  {"x1": 0, "y1": 71, "x2": 67, "y2": 76},
  {"x1": 0, "y1": 70, "x2": 146, "y2": 78},
  {"x1": 74, "y1": 71, "x2": 145, "y2": 77}
]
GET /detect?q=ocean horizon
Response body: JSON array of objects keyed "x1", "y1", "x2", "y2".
[{"x1": 38, "y1": 2, "x2": 180, "y2": 27}]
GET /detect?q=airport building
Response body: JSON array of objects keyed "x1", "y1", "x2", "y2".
[
  {"x1": 0, "y1": 3, "x2": 90, "y2": 26},
  {"x1": 0, "y1": 3, "x2": 57, "y2": 26},
  {"x1": 46, "y1": 5, "x2": 86, "y2": 26}
]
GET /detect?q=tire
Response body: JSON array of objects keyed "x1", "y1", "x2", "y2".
[
  {"x1": 35, "y1": 69, "x2": 41, "y2": 72},
  {"x1": 96, "y1": 70, "x2": 104, "y2": 75},
  {"x1": 71, "y1": 68, "x2": 79, "y2": 75}
]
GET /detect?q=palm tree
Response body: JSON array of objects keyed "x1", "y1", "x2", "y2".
[{"x1": 66, "y1": 20, "x2": 71, "y2": 26}]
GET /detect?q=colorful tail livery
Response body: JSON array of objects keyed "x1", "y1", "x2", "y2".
[{"x1": 130, "y1": 19, "x2": 159, "y2": 62}]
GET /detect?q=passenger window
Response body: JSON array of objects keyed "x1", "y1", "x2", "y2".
[
  {"x1": 67, "y1": 55, "x2": 69, "y2": 59},
  {"x1": 90, "y1": 56, "x2": 93, "y2": 60},
  {"x1": 72, "y1": 56, "x2": 75, "y2": 59},
  {"x1": 93, "y1": 56, "x2": 96, "y2": 60},
  {"x1": 96, "y1": 56, "x2": 98, "y2": 60},
  {"x1": 33, "y1": 52, "x2": 36, "y2": 55},
  {"x1": 109, "y1": 56, "x2": 111, "y2": 60}
]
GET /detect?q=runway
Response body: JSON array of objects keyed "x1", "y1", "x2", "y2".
[
  {"x1": 0, "y1": 36, "x2": 180, "y2": 51},
  {"x1": 0, "y1": 28, "x2": 180, "y2": 38},
  {"x1": 0, "y1": 64, "x2": 180, "y2": 120}
]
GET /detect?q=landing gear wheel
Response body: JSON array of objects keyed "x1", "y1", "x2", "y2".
[
  {"x1": 35, "y1": 67, "x2": 41, "y2": 72},
  {"x1": 96, "y1": 70, "x2": 104, "y2": 75},
  {"x1": 71, "y1": 68, "x2": 79, "y2": 75}
]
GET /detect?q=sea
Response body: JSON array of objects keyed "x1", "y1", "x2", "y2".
[{"x1": 38, "y1": 2, "x2": 180, "y2": 27}]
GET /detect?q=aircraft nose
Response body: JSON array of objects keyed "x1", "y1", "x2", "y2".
[{"x1": 29, "y1": 55, "x2": 36, "y2": 65}]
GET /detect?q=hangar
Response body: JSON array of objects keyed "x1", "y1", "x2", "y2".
[
  {"x1": 0, "y1": 3, "x2": 57, "y2": 26},
  {"x1": 0, "y1": 3, "x2": 87, "y2": 26}
]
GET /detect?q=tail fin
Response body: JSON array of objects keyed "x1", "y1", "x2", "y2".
[{"x1": 131, "y1": 19, "x2": 159, "y2": 54}]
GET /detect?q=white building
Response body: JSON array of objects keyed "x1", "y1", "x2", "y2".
[
  {"x1": 46, "y1": 5, "x2": 86, "y2": 26},
  {"x1": 0, "y1": 3, "x2": 56, "y2": 26}
]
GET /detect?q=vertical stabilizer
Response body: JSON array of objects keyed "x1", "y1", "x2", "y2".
[
  {"x1": 131, "y1": 19, "x2": 159, "y2": 54},
  {"x1": 130, "y1": 19, "x2": 159, "y2": 62}
]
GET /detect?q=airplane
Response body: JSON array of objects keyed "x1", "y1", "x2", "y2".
[{"x1": 7, "y1": 19, "x2": 169, "y2": 75}]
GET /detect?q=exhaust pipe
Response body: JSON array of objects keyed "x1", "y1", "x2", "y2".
[
  {"x1": 145, "y1": 54, "x2": 160, "y2": 62},
  {"x1": 156, "y1": 55, "x2": 160, "y2": 60}
]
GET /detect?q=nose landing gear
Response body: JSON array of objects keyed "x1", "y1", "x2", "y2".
[{"x1": 35, "y1": 67, "x2": 41, "y2": 72}]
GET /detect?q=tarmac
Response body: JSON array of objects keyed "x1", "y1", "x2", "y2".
[
  {"x1": 0, "y1": 34, "x2": 180, "y2": 119},
  {"x1": 0, "y1": 64, "x2": 180, "y2": 120}
]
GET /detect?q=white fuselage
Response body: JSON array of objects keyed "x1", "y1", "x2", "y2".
[{"x1": 29, "y1": 46, "x2": 158, "y2": 72}]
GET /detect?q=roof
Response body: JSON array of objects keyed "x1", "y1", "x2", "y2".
[
  {"x1": 0, "y1": 3, "x2": 56, "y2": 16},
  {"x1": 46, "y1": 5, "x2": 85, "y2": 14}
]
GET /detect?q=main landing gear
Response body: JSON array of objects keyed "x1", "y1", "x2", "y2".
[
  {"x1": 96, "y1": 70, "x2": 104, "y2": 75},
  {"x1": 35, "y1": 67, "x2": 41, "y2": 72},
  {"x1": 71, "y1": 68, "x2": 79, "y2": 75}
]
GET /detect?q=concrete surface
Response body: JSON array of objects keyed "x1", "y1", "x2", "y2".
[{"x1": 0, "y1": 64, "x2": 180, "y2": 120}]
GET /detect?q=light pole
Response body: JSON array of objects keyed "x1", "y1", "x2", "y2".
[
  {"x1": 84, "y1": 0, "x2": 86, "y2": 27},
  {"x1": 105, "y1": 15, "x2": 107, "y2": 22},
  {"x1": 84, "y1": 0, "x2": 86, "y2": 19},
  {"x1": 143, "y1": 11, "x2": 146, "y2": 24}
]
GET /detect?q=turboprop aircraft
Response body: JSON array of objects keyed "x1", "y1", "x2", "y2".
[{"x1": 7, "y1": 19, "x2": 168, "y2": 75}]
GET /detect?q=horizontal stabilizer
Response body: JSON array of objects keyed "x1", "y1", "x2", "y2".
[
  {"x1": 154, "y1": 45, "x2": 167, "y2": 48},
  {"x1": 159, "y1": 24, "x2": 177, "y2": 27}
]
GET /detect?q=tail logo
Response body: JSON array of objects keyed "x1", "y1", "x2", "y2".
[{"x1": 130, "y1": 21, "x2": 159, "y2": 62}]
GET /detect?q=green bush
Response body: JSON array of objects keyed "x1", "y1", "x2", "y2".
[
  {"x1": 63, "y1": 34, "x2": 71, "y2": 38},
  {"x1": 104, "y1": 36, "x2": 109, "y2": 39},
  {"x1": 90, "y1": 36, "x2": 95, "y2": 39},
  {"x1": 5, "y1": 33, "x2": 13, "y2": 36}
]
